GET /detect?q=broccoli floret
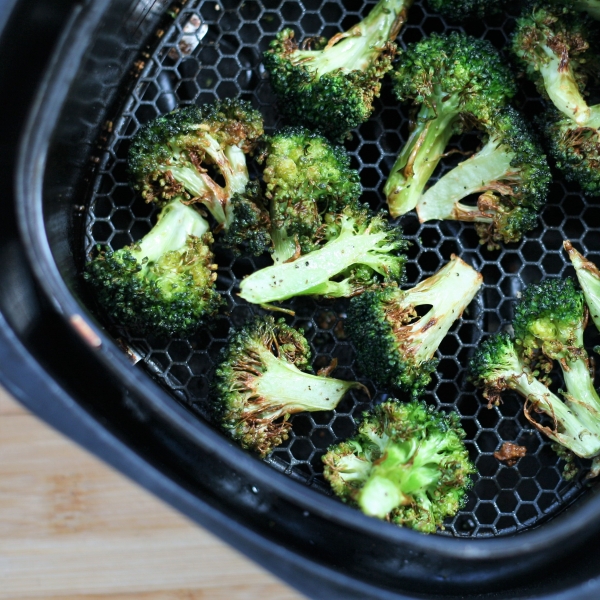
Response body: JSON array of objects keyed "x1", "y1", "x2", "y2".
[
  {"x1": 128, "y1": 99, "x2": 264, "y2": 227},
  {"x1": 416, "y1": 107, "x2": 551, "y2": 249},
  {"x1": 263, "y1": 0, "x2": 412, "y2": 141},
  {"x1": 213, "y1": 316, "x2": 365, "y2": 457},
  {"x1": 258, "y1": 126, "x2": 362, "y2": 264},
  {"x1": 347, "y1": 256, "x2": 483, "y2": 398},
  {"x1": 238, "y1": 205, "x2": 408, "y2": 305},
  {"x1": 469, "y1": 332, "x2": 600, "y2": 477},
  {"x1": 564, "y1": 240, "x2": 600, "y2": 332},
  {"x1": 542, "y1": 109, "x2": 600, "y2": 196},
  {"x1": 85, "y1": 198, "x2": 222, "y2": 337},
  {"x1": 322, "y1": 399, "x2": 474, "y2": 533},
  {"x1": 384, "y1": 32, "x2": 517, "y2": 217},
  {"x1": 426, "y1": 0, "x2": 507, "y2": 21},
  {"x1": 511, "y1": 5, "x2": 600, "y2": 128}
]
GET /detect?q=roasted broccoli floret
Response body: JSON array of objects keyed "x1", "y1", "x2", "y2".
[
  {"x1": 426, "y1": 0, "x2": 507, "y2": 21},
  {"x1": 322, "y1": 399, "x2": 474, "y2": 533},
  {"x1": 542, "y1": 110, "x2": 600, "y2": 196},
  {"x1": 85, "y1": 198, "x2": 222, "y2": 337},
  {"x1": 263, "y1": 0, "x2": 413, "y2": 141},
  {"x1": 385, "y1": 32, "x2": 517, "y2": 217},
  {"x1": 564, "y1": 241, "x2": 600, "y2": 332},
  {"x1": 416, "y1": 107, "x2": 551, "y2": 249},
  {"x1": 128, "y1": 99, "x2": 264, "y2": 228},
  {"x1": 469, "y1": 331, "x2": 600, "y2": 477},
  {"x1": 511, "y1": 5, "x2": 599, "y2": 127},
  {"x1": 213, "y1": 316, "x2": 365, "y2": 457},
  {"x1": 511, "y1": 5, "x2": 600, "y2": 194},
  {"x1": 347, "y1": 256, "x2": 482, "y2": 398},
  {"x1": 258, "y1": 126, "x2": 362, "y2": 264},
  {"x1": 238, "y1": 205, "x2": 408, "y2": 305}
]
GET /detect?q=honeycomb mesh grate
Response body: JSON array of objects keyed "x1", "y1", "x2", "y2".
[{"x1": 84, "y1": 0, "x2": 599, "y2": 537}]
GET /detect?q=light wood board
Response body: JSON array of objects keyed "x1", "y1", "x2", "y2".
[{"x1": 0, "y1": 387, "x2": 306, "y2": 599}]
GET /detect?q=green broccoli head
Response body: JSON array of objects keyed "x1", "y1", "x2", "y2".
[
  {"x1": 511, "y1": 5, "x2": 600, "y2": 127},
  {"x1": 85, "y1": 198, "x2": 223, "y2": 337},
  {"x1": 385, "y1": 32, "x2": 517, "y2": 217},
  {"x1": 426, "y1": 0, "x2": 507, "y2": 20},
  {"x1": 542, "y1": 109, "x2": 600, "y2": 196},
  {"x1": 322, "y1": 399, "x2": 474, "y2": 533},
  {"x1": 258, "y1": 126, "x2": 362, "y2": 262},
  {"x1": 263, "y1": 0, "x2": 412, "y2": 141},
  {"x1": 238, "y1": 204, "x2": 408, "y2": 305},
  {"x1": 220, "y1": 181, "x2": 272, "y2": 256},
  {"x1": 513, "y1": 278, "x2": 587, "y2": 370},
  {"x1": 128, "y1": 99, "x2": 264, "y2": 225},
  {"x1": 416, "y1": 106, "x2": 551, "y2": 249},
  {"x1": 213, "y1": 316, "x2": 365, "y2": 457},
  {"x1": 347, "y1": 255, "x2": 483, "y2": 398}
]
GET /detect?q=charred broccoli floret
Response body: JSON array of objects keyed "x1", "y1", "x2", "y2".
[
  {"x1": 511, "y1": 5, "x2": 599, "y2": 126},
  {"x1": 128, "y1": 99, "x2": 264, "y2": 227},
  {"x1": 416, "y1": 107, "x2": 551, "y2": 249},
  {"x1": 238, "y1": 205, "x2": 408, "y2": 305},
  {"x1": 469, "y1": 331, "x2": 600, "y2": 478},
  {"x1": 564, "y1": 240, "x2": 600, "y2": 332},
  {"x1": 426, "y1": 0, "x2": 507, "y2": 21},
  {"x1": 542, "y1": 110, "x2": 600, "y2": 196},
  {"x1": 511, "y1": 5, "x2": 600, "y2": 194},
  {"x1": 213, "y1": 316, "x2": 365, "y2": 457},
  {"x1": 258, "y1": 126, "x2": 362, "y2": 264},
  {"x1": 322, "y1": 399, "x2": 474, "y2": 533},
  {"x1": 385, "y1": 32, "x2": 517, "y2": 217},
  {"x1": 347, "y1": 256, "x2": 482, "y2": 398},
  {"x1": 85, "y1": 198, "x2": 222, "y2": 337},
  {"x1": 263, "y1": 0, "x2": 413, "y2": 141}
]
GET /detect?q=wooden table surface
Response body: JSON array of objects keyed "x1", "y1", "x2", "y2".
[{"x1": 0, "y1": 387, "x2": 306, "y2": 600}]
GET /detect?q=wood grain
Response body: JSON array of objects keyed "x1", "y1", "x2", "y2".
[{"x1": 0, "y1": 387, "x2": 305, "y2": 600}]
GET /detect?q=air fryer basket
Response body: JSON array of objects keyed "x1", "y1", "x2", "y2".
[
  {"x1": 84, "y1": 0, "x2": 598, "y2": 537},
  {"x1": 15, "y1": 0, "x2": 600, "y2": 597}
]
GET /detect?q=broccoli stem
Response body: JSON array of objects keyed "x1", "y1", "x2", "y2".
[
  {"x1": 130, "y1": 199, "x2": 209, "y2": 266},
  {"x1": 293, "y1": 0, "x2": 410, "y2": 75},
  {"x1": 537, "y1": 46, "x2": 593, "y2": 126},
  {"x1": 511, "y1": 367, "x2": 600, "y2": 460},
  {"x1": 385, "y1": 99, "x2": 460, "y2": 217},
  {"x1": 253, "y1": 348, "x2": 360, "y2": 413},
  {"x1": 238, "y1": 215, "x2": 393, "y2": 304},
  {"x1": 574, "y1": 0, "x2": 600, "y2": 21},
  {"x1": 416, "y1": 137, "x2": 514, "y2": 223},
  {"x1": 561, "y1": 357, "x2": 600, "y2": 426},
  {"x1": 564, "y1": 241, "x2": 600, "y2": 331},
  {"x1": 397, "y1": 256, "x2": 482, "y2": 365}
]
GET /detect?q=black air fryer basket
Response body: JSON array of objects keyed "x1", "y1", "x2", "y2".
[{"x1": 6, "y1": 0, "x2": 600, "y2": 597}]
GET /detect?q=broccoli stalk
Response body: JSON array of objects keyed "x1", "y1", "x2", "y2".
[
  {"x1": 263, "y1": 0, "x2": 413, "y2": 141},
  {"x1": 573, "y1": 0, "x2": 600, "y2": 20},
  {"x1": 564, "y1": 241, "x2": 600, "y2": 332},
  {"x1": 322, "y1": 400, "x2": 474, "y2": 533},
  {"x1": 469, "y1": 332, "x2": 600, "y2": 477},
  {"x1": 85, "y1": 198, "x2": 222, "y2": 337},
  {"x1": 128, "y1": 99, "x2": 264, "y2": 228},
  {"x1": 416, "y1": 107, "x2": 551, "y2": 248},
  {"x1": 347, "y1": 255, "x2": 482, "y2": 397},
  {"x1": 384, "y1": 32, "x2": 517, "y2": 217},
  {"x1": 213, "y1": 316, "x2": 366, "y2": 457},
  {"x1": 238, "y1": 206, "x2": 407, "y2": 305}
]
